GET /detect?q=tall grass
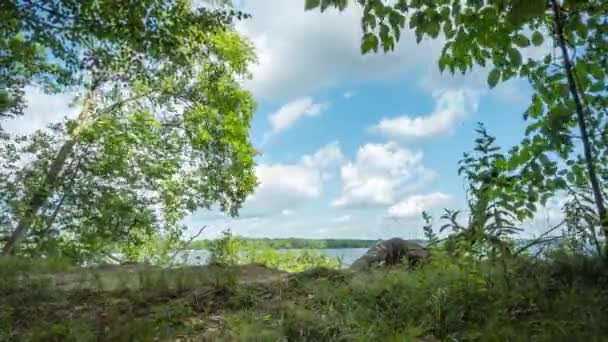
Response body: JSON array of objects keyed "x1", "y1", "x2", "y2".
[{"x1": 2, "y1": 244, "x2": 607, "y2": 341}]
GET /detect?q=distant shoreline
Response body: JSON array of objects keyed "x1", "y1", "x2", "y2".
[
  {"x1": 186, "y1": 237, "x2": 576, "y2": 251},
  {"x1": 187, "y1": 238, "x2": 409, "y2": 250}
]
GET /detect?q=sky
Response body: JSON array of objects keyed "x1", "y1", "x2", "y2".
[{"x1": 4, "y1": 1, "x2": 568, "y2": 240}]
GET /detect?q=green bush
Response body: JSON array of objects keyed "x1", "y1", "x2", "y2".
[{"x1": 208, "y1": 229, "x2": 340, "y2": 272}]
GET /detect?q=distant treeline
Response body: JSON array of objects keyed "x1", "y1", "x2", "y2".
[
  {"x1": 188, "y1": 238, "x2": 382, "y2": 250},
  {"x1": 187, "y1": 237, "x2": 566, "y2": 251}
]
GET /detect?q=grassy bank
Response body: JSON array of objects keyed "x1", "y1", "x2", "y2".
[{"x1": 2, "y1": 248, "x2": 607, "y2": 341}]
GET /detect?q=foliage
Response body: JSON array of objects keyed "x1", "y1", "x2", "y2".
[
  {"x1": 207, "y1": 229, "x2": 341, "y2": 272},
  {"x1": 207, "y1": 229, "x2": 244, "y2": 266},
  {"x1": 0, "y1": 0, "x2": 249, "y2": 122},
  {"x1": 306, "y1": 0, "x2": 608, "y2": 257},
  {"x1": 242, "y1": 243, "x2": 341, "y2": 272},
  {"x1": 2, "y1": 250, "x2": 608, "y2": 341},
  {"x1": 446, "y1": 124, "x2": 529, "y2": 258},
  {"x1": 0, "y1": 2, "x2": 259, "y2": 260},
  {"x1": 0, "y1": 255, "x2": 73, "y2": 277},
  {"x1": 421, "y1": 211, "x2": 439, "y2": 248}
]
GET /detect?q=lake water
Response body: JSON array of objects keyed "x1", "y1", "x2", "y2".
[{"x1": 173, "y1": 248, "x2": 370, "y2": 267}]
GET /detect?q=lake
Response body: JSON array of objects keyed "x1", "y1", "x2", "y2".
[
  {"x1": 173, "y1": 248, "x2": 370, "y2": 267},
  {"x1": 172, "y1": 242, "x2": 568, "y2": 268}
]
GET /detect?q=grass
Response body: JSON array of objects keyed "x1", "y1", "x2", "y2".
[{"x1": 1, "y1": 249, "x2": 608, "y2": 341}]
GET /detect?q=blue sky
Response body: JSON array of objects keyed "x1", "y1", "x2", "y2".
[
  {"x1": 182, "y1": 1, "x2": 567, "y2": 240},
  {"x1": 5, "y1": 1, "x2": 568, "y2": 240}
]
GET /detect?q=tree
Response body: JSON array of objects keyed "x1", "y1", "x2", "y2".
[
  {"x1": 306, "y1": 0, "x2": 608, "y2": 256},
  {"x1": 0, "y1": 1, "x2": 258, "y2": 260},
  {"x1": 0, "y1": 0, "x2": 245, "y2": 123}
]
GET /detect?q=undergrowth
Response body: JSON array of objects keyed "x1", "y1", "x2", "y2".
[
  {"x1": 2, "y1": 247, "x2": 607, "y2": 341},
  {"x1": 207, "y1": 229, "x2": 341, "y2": 272}
]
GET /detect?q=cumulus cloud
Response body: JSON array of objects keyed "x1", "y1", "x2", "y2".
[
  {"x1": 332, "y1": 142, "x2": 434, "y2": 208},
  {"x1": 234, "y1": 1, "x2": 542, "y2": 105},
  {"x1": 236, "y1": 1, "x2": 442, "y2": 99},
  {"x1": 387, "y1": 192, "x2": 452, "y2": 219},
  {"x1": 301, "y1": 140, "x2": 344, "y2": 169},
  {"x1": 243, "y1": 142, "x2": 344, "y2": 216},
  {"x1": 267, "y1": 97, "x2": 329, "y2": 136},
  {"x1": 372, "y1": 89, "x2": 478, "y2": 139}
]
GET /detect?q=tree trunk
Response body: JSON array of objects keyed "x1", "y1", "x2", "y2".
[
  {"x1": 551, "y1": 0, "x2": 608, "y2": 256},
  {"x1": 1, "y1": 92, "x2": 95, "y2": 255}
]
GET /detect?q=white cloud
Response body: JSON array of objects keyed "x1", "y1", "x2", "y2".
[
  {"x1": 281, "y1": 209, "x2": 294, "y2": 216},
  {"x1": 243, "y1": 142, "x2": 344, "y2": 216},
  {"x1": 332, "y1": 142, "x2": 434, "y2": 208},
  {"x1": 372, "y1": 89, "x2": 478, "y2": 139},
  {"x1": 236, "y1": 1, "x2": 442, "y2": 99},
  {"x1": 520, "y1": 193, "x2": 570, "y2": 238},
  {"x1": 3, "y1": 86, "x2": 80, "y2": 135},
  {"x1": 267, "y1": 97, "x2": 329, "y2": 136},
  {"x1": 418, "y1": 63, "x2": 533, "y2": 107},
  {"x1": 235, "y1": 1, "x2": 542, "y2": 104},
  {"x1": 333, "y1": 215, "x2": 352, "y2": 223},
  {"x1": 301, "y1": 140, "x2": 344, "y2": 169},
  {"x1": 387, "y1": 192, "x2": 452, "y2": 219},
  {"x1": 343, "y1": 91, "x2": 355, "y2": 99}
]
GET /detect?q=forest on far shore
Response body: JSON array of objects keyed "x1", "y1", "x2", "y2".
[{"x1": 189, "y1": 237, "x2": 380, "y2": 250}]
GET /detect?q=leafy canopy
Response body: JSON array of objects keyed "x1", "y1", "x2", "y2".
[
  {"x1": 0, "y1": 1, "x2": 259, "y2": 262},
  {"x1": 0, "y1": 0, "x2": 249, "y2": 122}
]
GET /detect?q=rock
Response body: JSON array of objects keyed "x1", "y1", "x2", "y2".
[{"x1": 350, "y1": 238, "x2": 429, "y2": 270}]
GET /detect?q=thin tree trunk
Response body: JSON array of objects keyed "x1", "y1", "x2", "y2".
[
  {"x1": 551, "y1": 0, "x2": 608, "y2": 256},
  {"x1": 1, "y1": 92, "x2": 96, "y2": 255},
  {"x1": 38, "y1": 157, "x2": 82, "y2": 237}
]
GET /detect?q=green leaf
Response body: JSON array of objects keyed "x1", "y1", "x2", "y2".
[
  {"x1": 559, "y1": 84, "x2": 570, "y2": 97},
  {"x1": 531, "y1": 31, "x2": 544, "y2": 46},
  {"x1": 388, "y1": 11, "x2": 405, "y2": 30},
  {"x1": 588, "y1": 63, "x2": 605, "y2": 80},
  {"x1": 480, "y1": 6, "x2": 497, "y2": 20},
  {"x1": 495, "y1": 159, "x2": 507, "y2": 170},
  {"x1": 590, "y1": 80, "x2": 605, "y2": 92},
  {"x1": 361, "y1": 33, "x2": 379, "y2": 54},
  {"x1": 513, "y1": 34, "x2": 530, "y2": 48},
  {"x1": 304, "y1": 0, "x2": 321, "y2": 10},
  {"x1": 574, "y1": 20, "x2": 588, "y2": 38},
  {"x1": 428, "y1": 20, "x2": 441, "y2": 38},
  {"x1": 487, "y1": 68, "x2": 501, "y2": 88},
  {"x1": 508, "y1": 48, "x2": 522, "y2": 67}
]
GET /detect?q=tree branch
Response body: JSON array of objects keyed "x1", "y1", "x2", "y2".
[
  {"x1": 167, "y1": 225, "x2": 207, "y2": 264},
  {"x1": 513, "y1": 219, "x2": 566, "y2": 256}
]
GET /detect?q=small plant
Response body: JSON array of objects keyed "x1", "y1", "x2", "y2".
[
  {"x1": 422, "y1": 211, "x2": 439, "y2": 248},
  {"x1": 430, "y1": 124, "x2": 536, "y2": 260},
  {"x1": 207, "y1": 229, "x2": 243, "y2": 266}
]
